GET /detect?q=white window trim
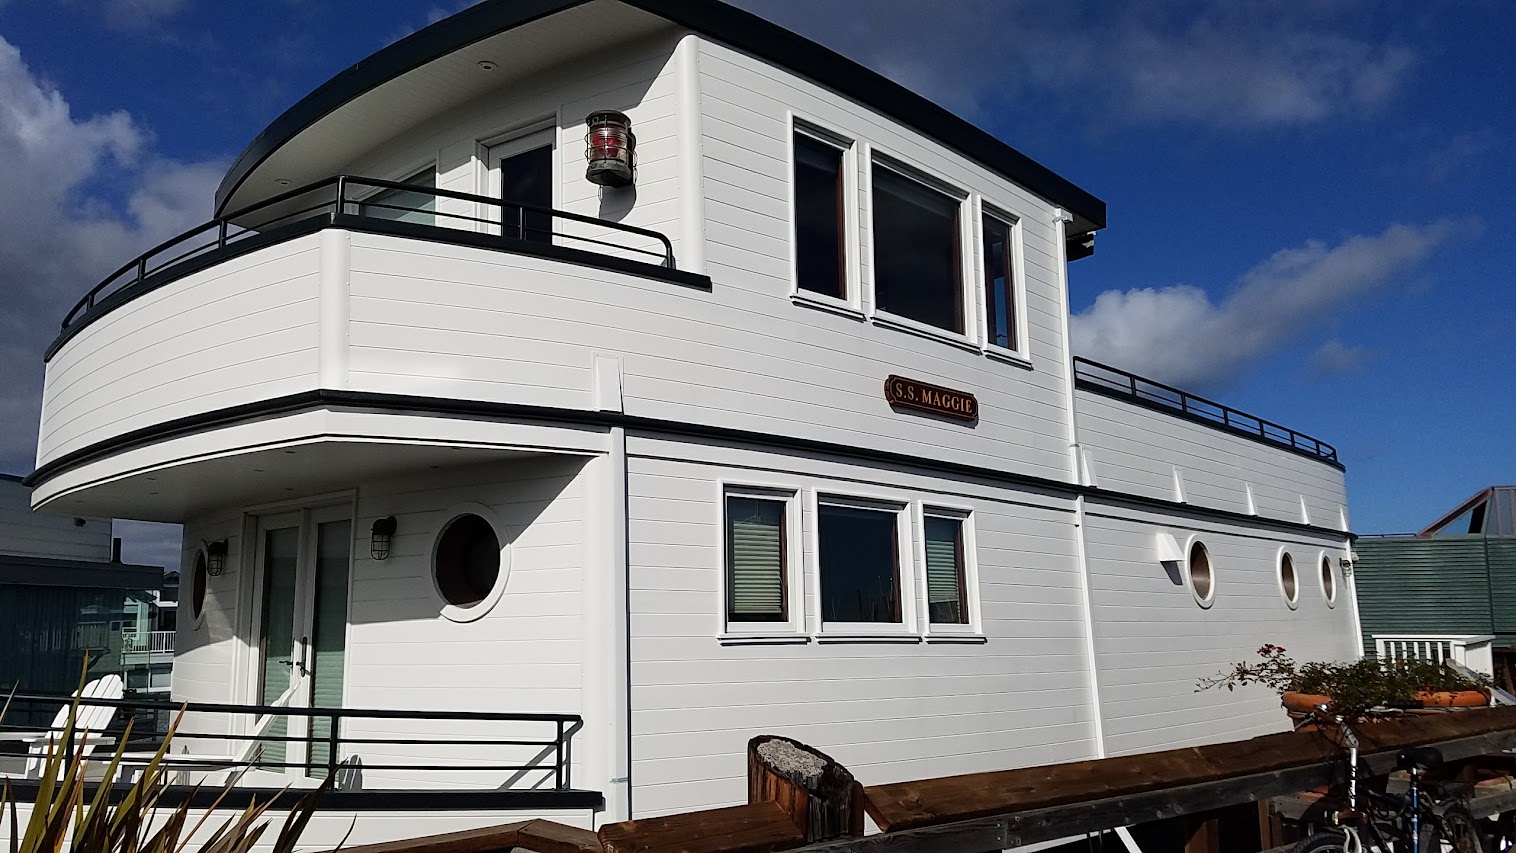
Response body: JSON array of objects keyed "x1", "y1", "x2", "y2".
[
  {"x1": 1318, "y1": 550, "x2": 1338, "y2": 607},
  {"x1": 432, "y1": 501, "x2": 512, "y2": 623},
  {"x1": 810, "y1": 490, "x2": 917, "y2": 639},
  {"x1": 1184, "y1": 534, "x2": 1216, "y2": 609},
  {"x1": 976, "y1": 199, "x2": 1032, "y2": 365},
  {"x1": 917, "y1": 503, "x2": 983, "y2": 637},
  {"x1": 787, "y1": 115, "x2": 864, "y2": 319},
  {"x1": 865, "y1": 151, "x2": 977, "y2": 348},
  {"x1": 719, "y1": 482, "x2": 805, "y2": 641},
  {"x1": 1277, "y1": 547, "x2": 1300, "y2": 610}
]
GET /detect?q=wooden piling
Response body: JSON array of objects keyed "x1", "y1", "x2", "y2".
[{"x1": 747, "y1": 735, "x2": 864, "y2": 843}]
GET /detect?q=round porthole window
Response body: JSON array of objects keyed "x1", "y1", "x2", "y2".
[
  {"x1": 432, "y1": 508, "x2": 507, "y2": 621},
  {"x1": 1320, "y1": 554, "x2": 1337, "y2": 606},
  {"x1": 190, "y1": 549, "x2": 208, "y2": 624},
  {"x1": 1279, "y1": 551, "x2": 1299, "y2": 608},
  {"x1": 1187, "y1": 540, "x2": 1214, "y2": 606}
]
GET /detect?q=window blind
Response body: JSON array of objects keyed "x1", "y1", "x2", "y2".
[
  {"x1": 925, "y1": 516, "x2": 965, "y2": 624},
  {"x1": 727, "y1": 497, "x2": 785, "y2": 621}
]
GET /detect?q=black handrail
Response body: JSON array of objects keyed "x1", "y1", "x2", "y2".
[
  {"x1": 1072, "y1": 356, "x2": 1338, "y2": 463},
  {"x1": 3, "y1": 691, "x2": 581, "y2": 788},
  {"x1": 60, "y1": 174, "x2": 678, "y2": 330}
]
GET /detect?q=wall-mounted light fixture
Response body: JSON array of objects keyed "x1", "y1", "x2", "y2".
[
  {"x1": 585, "y1": 110, "x2": 635, "y2": 188},
  {"x1": 371, "y1": 516, "x2": 398, "y2": 561},
  {"x1": 205, "y1": 539, "x2": 229, "y2": 576}
]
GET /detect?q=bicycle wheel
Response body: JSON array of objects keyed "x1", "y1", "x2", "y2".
[
  {"x1": 1437, "y1": 805, "x2": 1487, "y2": 853},
  {"x1": 1294, "y1": 829, "x2": 1353, "y2": 853}
]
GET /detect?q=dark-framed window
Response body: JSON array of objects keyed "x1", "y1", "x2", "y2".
[
  {"x1": 982, "y1": 213, "x2": 1018, "y2": 351},
  {"x1": 725, "y1": 495, "x2": 788, "y2": 622},
  {"x1": 924, "y1": 515, "x2": 968, "y2": 624},
  {"x1": 871, "y1": 163, "x2": 963, "y2": 333},
  {"x1": 793, "y1": 131, "x2": 848, "y2": 299},
  {"x1": 818, "y1": 501, "x2": 901, "y2": 623}
]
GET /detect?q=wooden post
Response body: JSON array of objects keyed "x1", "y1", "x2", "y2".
[
  {"x1": 747, "y1": 735, "x2": 863, "y2": 843},
  {"x1": 1183, "y1": 810, "x2": 1220, "y2": 853}
]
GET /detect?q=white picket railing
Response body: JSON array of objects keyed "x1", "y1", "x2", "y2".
[
  {"x1": 1374, "y1": 634, "x2": 1495, "y2": 675},
  {"x1": 121, "y1": 628, "x2": 175, "y2": 654}
]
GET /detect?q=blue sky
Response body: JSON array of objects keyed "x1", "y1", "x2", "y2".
[{"x1": 0, "y1": 0, "x2": 1510, "y2": 568}]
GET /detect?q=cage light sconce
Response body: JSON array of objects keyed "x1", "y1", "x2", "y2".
[
  {"x1": 204, "y1": 539, "x2": 229, "y2": 576},
  {"x1": 585, "y1": 110, "x2": 635, "y2": 188},
  {"x1": 371, "y1": 516, "x2": 398, "y2": 561}
]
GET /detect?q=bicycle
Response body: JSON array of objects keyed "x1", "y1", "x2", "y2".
[{"x1": 1292, "y1": 705, "x2": 1486, "y2": 853}]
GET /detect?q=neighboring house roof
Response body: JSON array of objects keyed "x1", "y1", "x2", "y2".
[
  {"x1": 1421, "y1": 486, "x2": 1516, "y2": 537},
  {"x1": 0, "y1": 554, "x2": 162, "y2": 589},
  {"x1": 215, "y1": 0, "x2": 1105, "y2": 233}
]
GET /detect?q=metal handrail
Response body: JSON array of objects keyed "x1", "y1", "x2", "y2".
[
  {"x1": 60, "y1": 174, "x2": 678, "y2": 330},
  {"x1": 2, "y1": 691, "x2": 581, "y2": 788},
  {"x1": 1072, "y1": 356, "x2": 1338, "y2": 463}
]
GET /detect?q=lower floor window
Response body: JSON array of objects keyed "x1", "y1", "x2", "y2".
[
  {"x1": 924, "y1": 515, "x2": 967, "y2": 624},
  {"x1": 726, "y1": 495, "x2": 788, "y2": 622},
  {"x1": 818, "y1": 502, "x2": 901, "y2": 623}
]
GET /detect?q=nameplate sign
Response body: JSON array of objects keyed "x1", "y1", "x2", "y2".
[{"x1": 884, "y1": 375, "x2": 979, "y2": 422}]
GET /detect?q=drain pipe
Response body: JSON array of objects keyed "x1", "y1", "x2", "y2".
[{"x1": 1054, "y1": 211, "x2": 1140, "y2": 853}]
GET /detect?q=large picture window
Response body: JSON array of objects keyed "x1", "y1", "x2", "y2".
[
  {"x1": 982, "y1": 213, "x2": 1018, "y2": 351},
  {"x1": 793, "y1": 131, "x2": 848, "y2": 300},
  {"x1": 818, "y1": 501, "x2": 902, "y2": 624},
  {"x1": 924, "y1": 515, "x2": 968, "y2": 624},
  {"x1": 871, "y1": 163, "x2": 963, "y2": 334},
  {"x1": 725, "y1": 495, "x2": 788, "y2": 623}
]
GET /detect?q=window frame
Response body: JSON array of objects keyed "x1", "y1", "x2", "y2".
[
  {"x1": 1278, "y1": 548, "x2": 1300, "y2": 610},
  {"x1": 1185, "y1": 536, "x2": 1216, "y2": 608},
  {"x1": 719, "y1": 484, "x2": 804, "y2": 641},
  {"x1": 1319, "y1": 551, "x2": 1338, "y2": 607},
  {"x1": 787, "y1": 116, "x2": 863, "y2": 318},
  {"x1": 865, "y1": 151, "x2": 975, "y2": 347},
  {"x1": 430, "y1": 501, "x2": 511, "y2": 623},
  {"x1": 977, "y1": 201, "x2": 1030, "y2": 363},
  {"x1": 811, "y1": 491, "x2": 916, "y2": 639},
  {"x1": 918, "y1": 504, "x2": 981, "y2": 638}
]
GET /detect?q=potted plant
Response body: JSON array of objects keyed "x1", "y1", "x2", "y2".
[{"x1": 1199, "y1": 644, "x2": 1491, "y2": 719}]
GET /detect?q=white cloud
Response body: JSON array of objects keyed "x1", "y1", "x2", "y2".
[
  {"x1": 0, "y1": 35, "x2": 223, "y2": 474},
  {"x1": 1308, "y1": 339, "x2": 1378, "y2": 379},
  {"x1": 1070, "y1": 221, "x2": 1461, "y2": 390},
  {"x1": 731, "y1": 0, "x2": 1417, "y2": 129}
]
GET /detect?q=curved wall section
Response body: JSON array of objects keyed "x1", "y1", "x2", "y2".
[{"x1": 36, "y1": 235, "x2": 324, "y2": 468}]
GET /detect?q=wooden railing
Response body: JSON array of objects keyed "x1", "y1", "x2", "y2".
[{"x1": 1375, "y1": 633, "x2": 1496, "y2": 675}]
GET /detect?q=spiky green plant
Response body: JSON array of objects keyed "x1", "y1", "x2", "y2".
[{"x1": 1, "y1": 679, "x2": 326, "y2": 853}]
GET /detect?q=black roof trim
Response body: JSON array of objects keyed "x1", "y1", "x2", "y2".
[
  {"x1": 215, "y1": 0, "x2": 1105, "y2": 229},
  {"x1": 0, "y1": 472, "x2": 24, "y2": 483},
  {"x1": 26, "y1": 390, "x2": 1351, "y2": 542},
  {"x1": 0, "y1": 555, "x2": 162, "y2": 589}
]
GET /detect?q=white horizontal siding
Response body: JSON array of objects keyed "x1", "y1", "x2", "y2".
[
  {"x1": 624, "y1": 436, "x2": 1095, "y2": 817},
  {"x1": 1075, "y1": 390, "x2": 1348, "y2": 528},
  {"x1": 693, "y1": 38, "x2": 1075, "y2": 481},
  {"x1": 37, "y1": 237, "x2": 323, "y2": 467},
  {"x1": 0, "y1": 480, "x2": 111, "y2": 560},
  {"x1": 1081, "y1": 500, "x2": 1356, "y2": 757}
]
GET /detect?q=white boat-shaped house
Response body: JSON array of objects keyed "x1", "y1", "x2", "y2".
[{"x1": 20, "y1": 0, "x2": 1359, "y2": 841}]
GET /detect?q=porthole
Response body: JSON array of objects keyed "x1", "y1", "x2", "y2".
[
  {"x1": 1320, "y1": 554, "x2": 1337, "y2": 606},
  {"x1": 432, "y1": 504, "x2": 509, "y2": 622},
  {"x1": 1279, "y1": 551, "x2": 1299, "y2": 609},
  {"x1": 1187, "y1": 539, "x2": 1215, "y2": 607},
  {"x1": 190, "y1": 549, "x2": 208, "y2": 625}
]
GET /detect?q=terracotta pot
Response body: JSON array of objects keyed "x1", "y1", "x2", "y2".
[
  {"x1": 1282, "y1": 692, "x2": 1334, "y2": 714},
  {"x1": 1417, "y1": 689, "x2": 1490, "y2": 707}
]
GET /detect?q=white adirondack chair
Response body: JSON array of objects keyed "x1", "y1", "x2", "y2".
[{"x1": 0, "y1": 675, "x2": 124, "y2": 778}]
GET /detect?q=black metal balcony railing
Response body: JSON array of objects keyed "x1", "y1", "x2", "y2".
[
  {"x1": 60, "y1": 175, "x2": 678, "y2": 332},
  {"x1": 1072, "y1": 357, "x2": 1339, "y2": 464},
  {"x1": 1, "y1": 691, "x2": 581, "y2": 789}
]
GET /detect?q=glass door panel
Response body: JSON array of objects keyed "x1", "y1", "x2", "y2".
[
  {"x1": 256, "y1": 525, "x2": 300, "y2": 767},
  {"x1": 307, "y1": 518, "x2": 351, "y2": 777},
  {"x1": 486, "y1": 130, "x2": 554, "y2": 243}
]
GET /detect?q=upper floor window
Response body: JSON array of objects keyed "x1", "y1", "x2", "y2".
[
  {"x1": 793, "y1": 131, "x2": 848, "y2": 300},
  {"x1": 362, "y1": 167, "x2": 436, "y2": 225},
  {"x1": 818, "y1": 499, "x2": 903, "y2": 624},
  {"x1": 725, "y1": 494, "x2": 788, "y2": 623},
  {"x1": 872, "y1": 163, "x2": 964, "y2": 334},
  {"x1": 982, "y1": 213, "x2": 1019, "y2": 352}
]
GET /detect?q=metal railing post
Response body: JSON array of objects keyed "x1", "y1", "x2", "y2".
[
  {"x1": 555, "y1": 719, "x2": 565, "y2": 790},
  {"x1": 517, "y1": 205, "x2": 526, "y2": 241},
  {"x1": 327, "y1": 711, "x2": 341, "y2": 780},
  {"x1": 335, "y1": 176, "x2": 348, "y2": 216}
]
